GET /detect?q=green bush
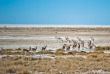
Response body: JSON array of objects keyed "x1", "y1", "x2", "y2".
[{"x1": 95, "y1": 46, "x2": 110, "y2": 51}]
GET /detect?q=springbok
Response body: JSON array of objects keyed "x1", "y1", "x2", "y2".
[
  {"x1": 22, "y1": 48, "x2": 30, "y2": 56},
  {"x1": 77, "y1": 42, "x2": 80, "y2": 51},
  {"x1": 89, "y1": 43, "x2": 96, "y2": 50},
  {"x1": 66, "y1": 45, "x2": 72, "y2": 51},
  {"x1": 29, "y1": 46, "x2": 31, "y2": 51},
  {"x1": 72, "y1": 40, "x2": 77, "y2": 49},
  {"x1": 62, "y1": 44, "x2": 67, "y2": 51},
  {"x1": 55, "y1": 36, "x2": 63, "y2": 42},
  {"x1": 88, "y1": 40, "x2": 92, "y2": 48},
  {"x1": 15, "y1": 48, "x2": 22, "y2": 51},
  {"x1": 90, "y1": 37, "x2": 94, "y2": 42},
  {"x1": 65, "y1": 37, "x2": 70, "y2": 42},
  {"x1": 42, "y1": 45, "x2": 47, "y2": 51},
  {"x1": 77, "y1": 37, "x2": 81, "y2": 41},
  {"x1": 22, "y1": 49, "x2": 30, "y2": 52},
  {"x1": 32, "y1": 46, "x2": 37, "y2": 52},
  {"x1": 80, "y1": 40, "x2": 84, "y2": 50}
]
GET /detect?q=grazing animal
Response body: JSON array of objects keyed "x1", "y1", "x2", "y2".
[
  {"x1": 59, "y1": 38, "x2": 63, "y2": 42},
  {"x1": 22, "y1": 49, "x2": 29, "y2": 52},
  {"x1": 42, "y1": 45, "x2": 47, "y2": 51},
  {"x1": 29, "y1": 47, "x2": 31, "y2": 51},
  {"x1": 22, "y1": 49, "x2": 29, "y2": 56},
  {"x1": 55, "y1": 36, "x2": 63, "y2": 42},
  {"x1": 62, "y1": 45, "x2": 66, "y2": 50},
  {"x1": 32, "y1": 47, "x2": 37, "y2": 52},
  {"x1": 77, "y1": 42, "x2": 80, "y2": 51},
  {"x1": 65, "y1": 37, "x2": 70, "y2": 42},
  {"x1": 62, "y1": 44, "x2": 67, "y2": 51},
  {"x1": 16, "y1": 48, "x2": 22, "y2": 51},
  {"x1": 55, "y1": 36, "x2": 61, "y2": 40},
  {"x1": 88, "y1": 40, "x2": 92, "y2": 47},
  {"x1": 89, "y1": 43, "x2": 96, "y2": 50},
  {"x1": 92, "y1": 44, "x2": 96, "y2": 49},
  {"x1": 90, "y1": 37, "x2": 94, "y2": 42},
  {"x1": 80, "y1": 40, "x2": 84, "y2": 50},
  {"x1": 72, "y1": 40, "x2": 77, "y2": 49},
  {"x1": 89, "y1": 45, "x2": 93, "y2": 50},
  {"x1": 77, "y1": 37, "x2": 81, "y2": 41},
  {"x1": 66, "y1": 45, "x2": 71, "y2": 51}
]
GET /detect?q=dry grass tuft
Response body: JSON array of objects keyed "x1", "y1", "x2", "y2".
[{"x1": 56, "y1": 49, "x2": 63, "y2": 52}]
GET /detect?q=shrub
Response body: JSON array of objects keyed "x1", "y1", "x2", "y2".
[
  {"x1": 87, "y1": 53, "x2": 98, "y2": 58},
  {"x1": 20, "y1": 70, "x2": 31, "y2": 74},
  {"x1": 13, "y1": 60, "x2": 24, "y2": 65},
  {"x1": 95, "y1": 46, "x2": 110, "y2": 51},
  {"x1": 56, "y1": 49, "x2": 63, "y2": 52},
  {"x1": 77, "y1": 52, "x2": 86, "y2": 55},
  {"x1": 6, "y1": 66, "x2": 17, "y2": 73},
  {"x1": 54, "y1": 52, "x2": 67, "y2": 55},
  {"x1": 36, "y1": 50, "x2": 53, "y2": 54}
]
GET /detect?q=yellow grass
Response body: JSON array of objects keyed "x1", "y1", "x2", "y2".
[{"x1": 0, "y1": 52, "x2": 110, "y2": 74}]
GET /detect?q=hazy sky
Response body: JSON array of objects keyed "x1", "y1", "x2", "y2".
[{"x1": 0, "y1": 0, "x2": 110, "y2": 25}]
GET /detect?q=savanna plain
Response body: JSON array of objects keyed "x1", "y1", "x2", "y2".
[{"x1": 0, "y1": 27, "x2": 110, "y2": 74}]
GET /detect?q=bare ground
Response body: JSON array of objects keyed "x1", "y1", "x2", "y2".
[{"x1": 0, "y1": 27, "x2": 110, "y2": 50}]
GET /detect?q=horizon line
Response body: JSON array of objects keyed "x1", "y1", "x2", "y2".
[{"x1": 0, "y1": 24, "x2": 110, "y2": 28}]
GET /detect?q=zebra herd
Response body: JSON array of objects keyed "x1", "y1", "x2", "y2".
[{"x1": 55, "y1": 36, "x2": 96, "y2": 52}]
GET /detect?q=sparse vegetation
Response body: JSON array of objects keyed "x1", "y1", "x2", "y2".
[
  {"x1": 1, "y1": 46, "x2": 110, "y2": 74},
  {"x1": 36, "y1": 50, "x2": 54, "y2": 54},
  {"x1": 95, "y1": 46, "x2": 110, "y2": 51},
  {"x1": 56, "y1": 49, "x2": 63, "y2": 52},
  {"x1": 0, "y1": 52, "x2": 110, "y2": 74}
]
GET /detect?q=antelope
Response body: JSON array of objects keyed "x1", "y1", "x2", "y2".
[
  {"x1": 90, "y1": 37, "x2": 94, "y2": 42},
  {"x1": 77, "y1": 37, "x2": 81, "y2": 41},
  {"x1": 55, "y1": 36, "x2": 61, "y2": 40},
  {"x1": 87, "y1": 40, "x2": 91, "y2": 47},
  {"x1": 65, "y1": 37, "x2": 70, "y2": 42},
  {"x1": 32, "y1": 46, "x2": 37, "y2": 52},
  {"x1": 80, "y1": 40, "x2": 84, "y2": 50},
  {"x1": 22, "y1": 49, "x2": 30, "y2": 52},
  {"x1": 22, "y1": 49, "x2": 29, "y2": 56},
  {"x1": 16, "y1": 48, "x2": 22, "y2": 51},
  {"x1": 66, "y1": 45, "x2": 72, "y2": 51},
  {"x1": 77, "y1": 42, "x2": 80, "y2": 51},
  {"x1": 89, "y1": 43, "x2": 96, "y2": 50},
  {"x1": 62, "y1": 44, "x2": 67, "y2": 51},
  {"x1": 42, "y1": 45, "x2": 47, "y2": 51},
  {"x1": 55, "y1": 36, "x2": 63, "y2": 42},
  {"x1": 29, "y1": 46, "x2": 31, "y2": 51},
  {"x1": 72, "y1": 40, "x2": 77, "y2": 49}
]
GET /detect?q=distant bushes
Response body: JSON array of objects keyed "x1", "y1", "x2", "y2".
[
  {"x1": 56, "y1": 49, "x2": 64, "y2": 52},
  {"x1": 36, "y1": 50, "x2": 54, "y2": 54},
  {"x1": 87, "y1": 53, "x2": 98, "y2": 58},
  {"x1": 95, "y1": 46, "x2": 110, "y2": 51}
]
